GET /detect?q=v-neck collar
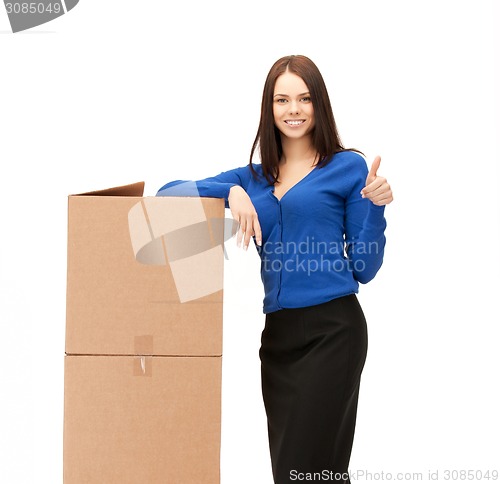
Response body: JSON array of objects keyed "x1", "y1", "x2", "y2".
[{"x1": 270, "y1": 164, "x2": 320, "y2": 202}]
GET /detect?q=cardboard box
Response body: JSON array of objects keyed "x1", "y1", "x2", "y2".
[{"x1": 63, "y1": 182, "x2": 226, "y2": 483}]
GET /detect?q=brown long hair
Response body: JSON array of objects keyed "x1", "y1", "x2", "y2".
[{"x1": 249, "y1": 55, "x2": 359, "y2": 185}]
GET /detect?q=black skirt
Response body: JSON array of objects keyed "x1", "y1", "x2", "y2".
[{"x1": 259, "y1": 294, "x2": 368, "y2": 484}]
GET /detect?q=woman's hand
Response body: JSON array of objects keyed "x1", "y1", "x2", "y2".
[
  {"x1": 360, "y1": 156, "x2": 394, "y2": 206},
  {"x1": 228, "y1": 185, "x2": 262, "y2": 250}
]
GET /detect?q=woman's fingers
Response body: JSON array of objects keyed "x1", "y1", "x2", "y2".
[
  {"x1": 228, "y1": 186, "x2": 262, "y2": 250},
  {"x1": 237, "y1": 213, "x2": 261, "y2": 250},
  {"x1": 370, "y1": 189, "x2": 394, "y2": 205},
  {"x1": 360, "y1": 156, "x2": 393, "y2": 207},
  {"x1": 361, "y1": 177, "x2": 393, "y2": 206},
  {"x1": 361, "y1": 176, "x2": 386, "y2": 196},
  {"x1": 362, "y1": 179, "x2": 389, "y2": 198},
  {"x1": 236, "y1": 216, "x2": 245, "y2": 248}
]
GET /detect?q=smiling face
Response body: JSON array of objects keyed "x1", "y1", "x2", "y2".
[{"x1": 273, "y1": 71, "x2": 315, "y2": 140}]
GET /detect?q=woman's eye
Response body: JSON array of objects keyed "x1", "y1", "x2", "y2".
[
  {"x1": 276, "y1": 98, "x2": 288, "y2": 103},
  {"x1": 301, "y1": 96, "x2": 311, "y2": 102}
]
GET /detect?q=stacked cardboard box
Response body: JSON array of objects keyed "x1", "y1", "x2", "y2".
[{"x1": 63, "y1": 182, "x2": 225, "y2": 483}]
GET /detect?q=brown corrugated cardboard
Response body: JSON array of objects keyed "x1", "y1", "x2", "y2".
[
  {"x1": 66, "y1": 182, "x2": 225, "y2": 357},
  {"x1": 64, "y1": 355, "x2": 222, "y2": 483},
  {"x1": 64, "y1": 182, "x2": 225, "y2": 483}
]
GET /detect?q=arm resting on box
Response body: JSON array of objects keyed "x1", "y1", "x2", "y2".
[{"x1": 156, "y1": 166, "x2": 251, "y2": 209}]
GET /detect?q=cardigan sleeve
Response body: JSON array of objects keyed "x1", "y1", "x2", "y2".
[
  {"x1": 156, "y1": 165, "x2": 249, "y2": 209},
  {"x1": 343, "y1": 155, "x2": 387, "y2": 284}
]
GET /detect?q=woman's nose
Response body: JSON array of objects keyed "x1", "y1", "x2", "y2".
[{"x1": 289, "y1": 101, "x2": 300, "y2": 114}]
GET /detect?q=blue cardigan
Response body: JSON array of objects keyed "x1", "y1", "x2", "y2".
[{"x1": 157, "y1": 151, "x2": 387, "y2": 314}]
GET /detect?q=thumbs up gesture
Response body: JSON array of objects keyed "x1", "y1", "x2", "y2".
[{"x1": 360, "y1": 156, "x2": 393, "y2": 206}]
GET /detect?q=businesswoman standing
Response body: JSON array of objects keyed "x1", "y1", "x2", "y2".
[{"x1": 158, "y1": 54, "x2": 393, "y2": 483}]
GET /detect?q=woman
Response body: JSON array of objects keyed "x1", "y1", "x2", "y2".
[{"x1": 158, "y1": 55, "x2": 393, "y2": 484}]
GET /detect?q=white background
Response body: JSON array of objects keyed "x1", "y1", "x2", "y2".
[{"x1": 1, "y1": 1, "x2": 499, "y2": 482}]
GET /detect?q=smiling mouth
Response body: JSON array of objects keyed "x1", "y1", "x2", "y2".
[{"x1": 285, "y1": 120, "x2": 305, "y2": 126}]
